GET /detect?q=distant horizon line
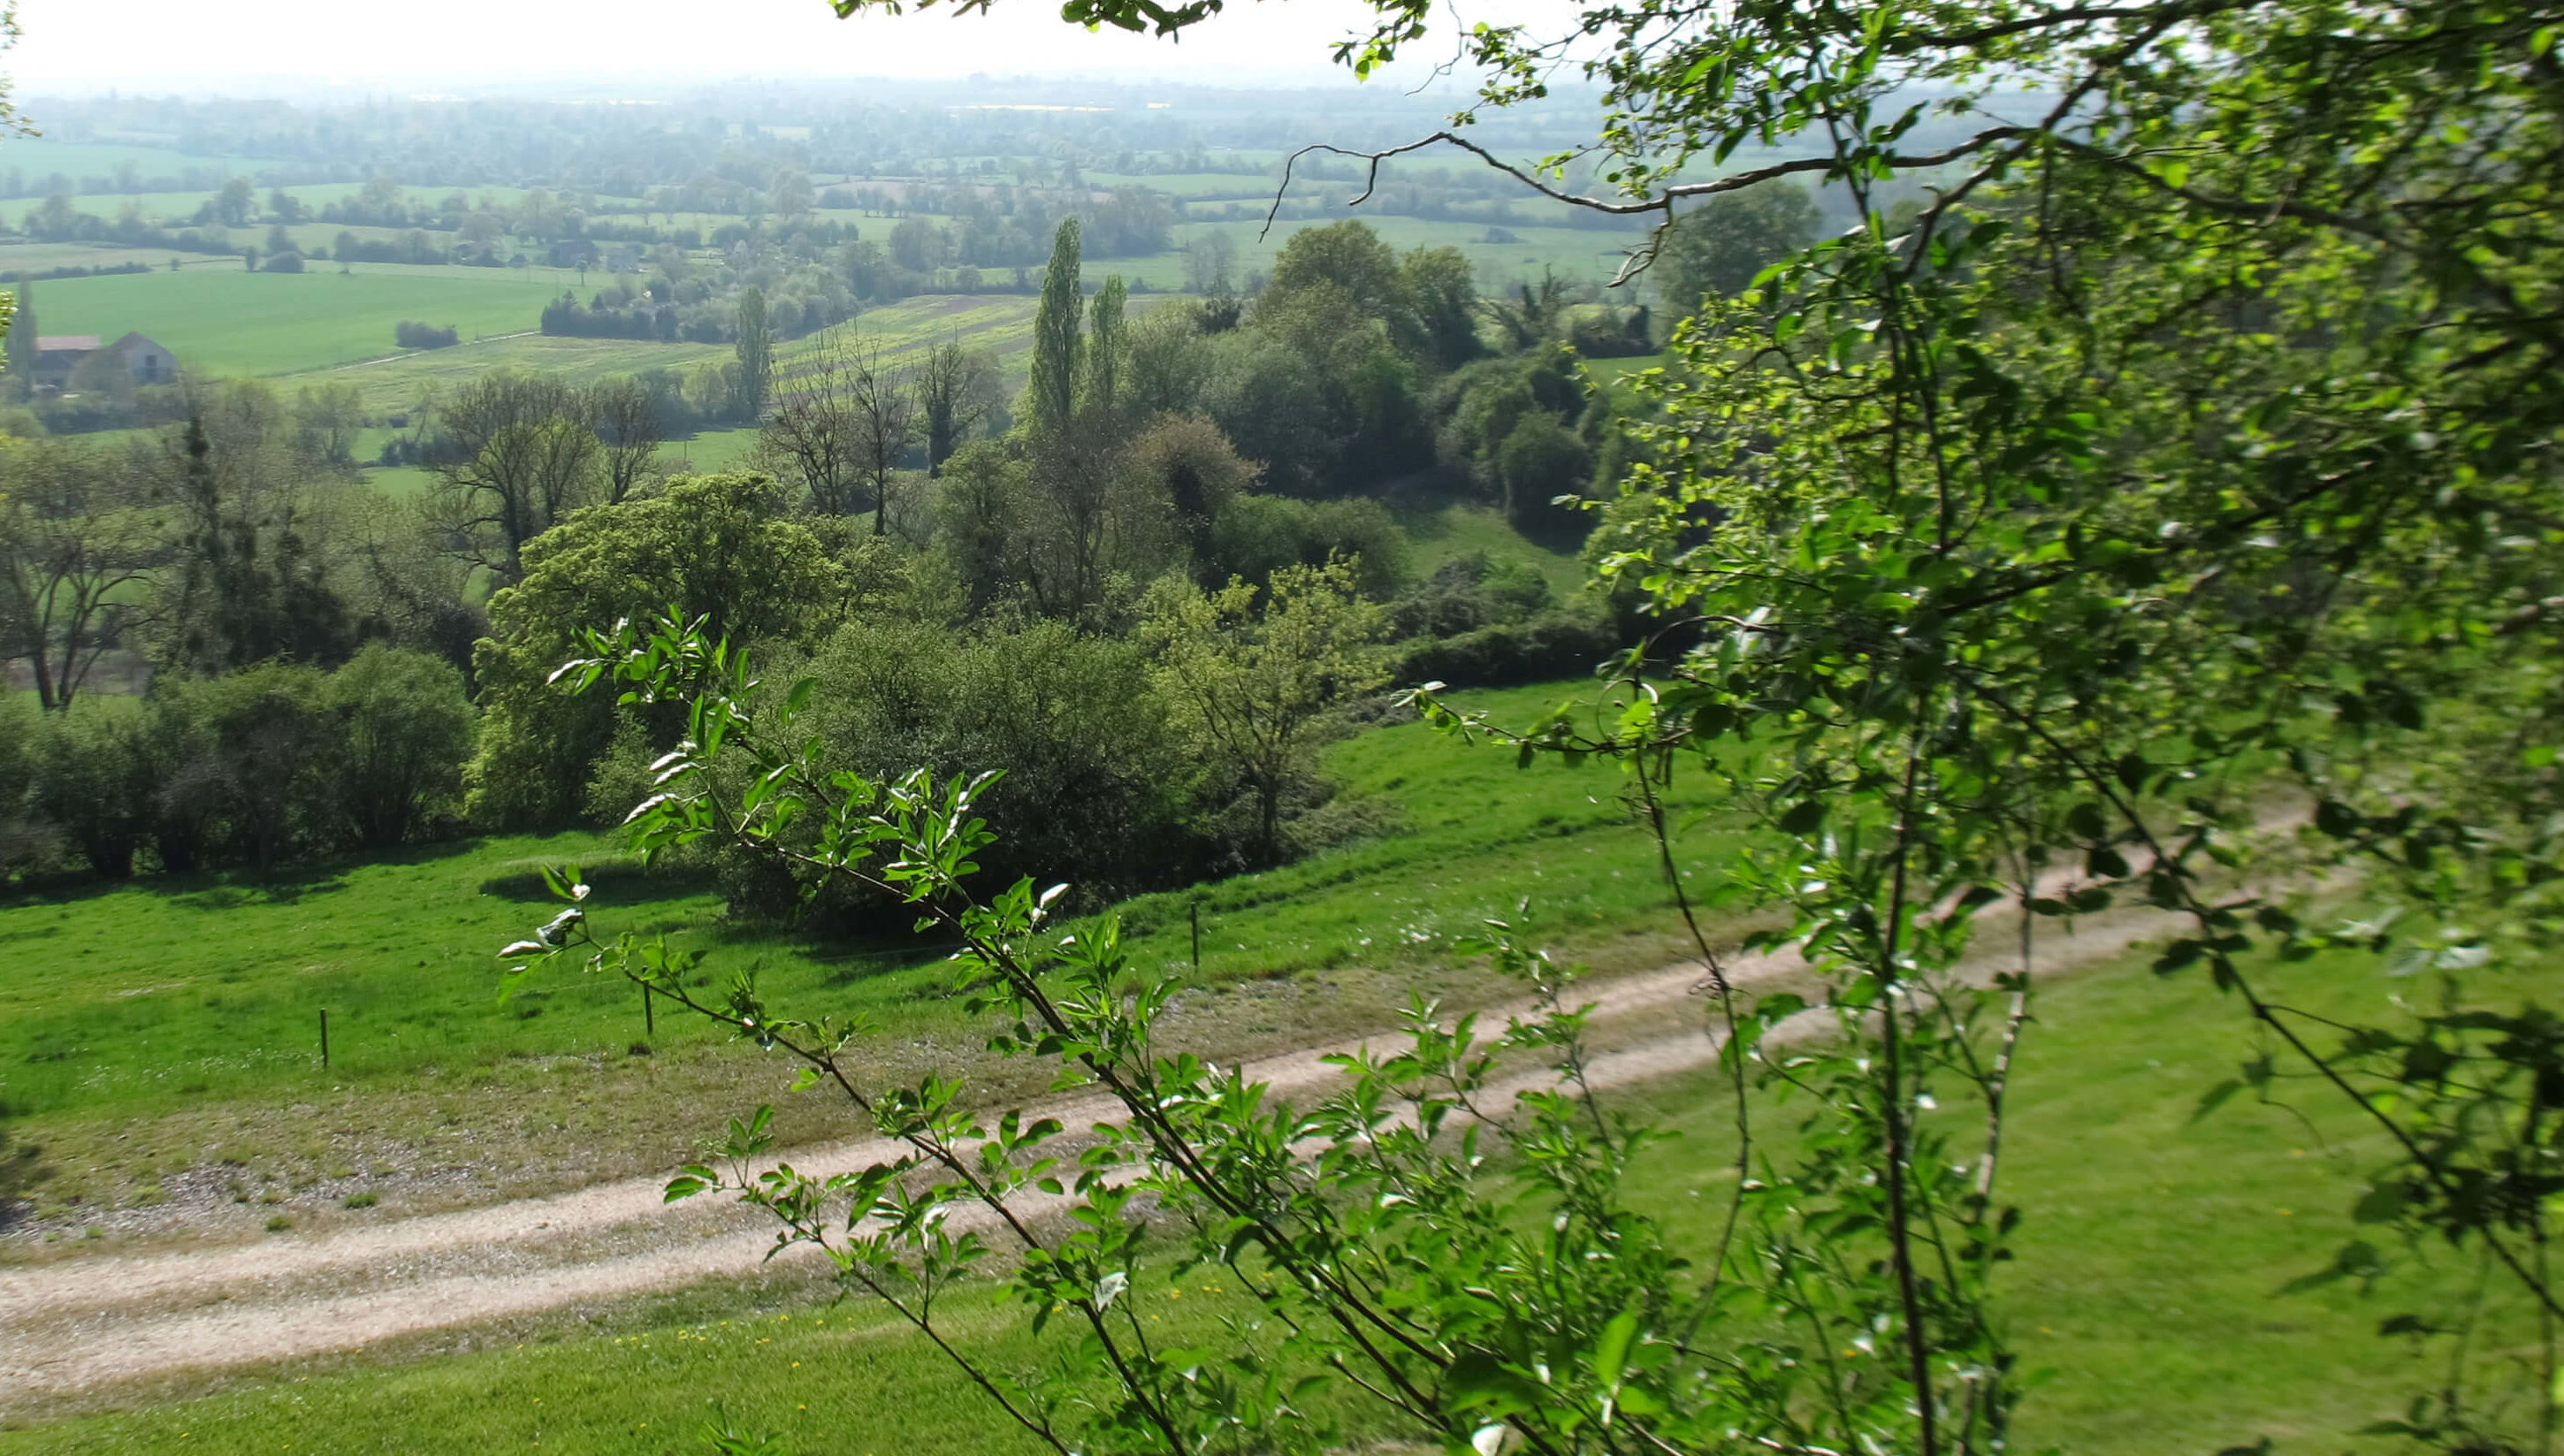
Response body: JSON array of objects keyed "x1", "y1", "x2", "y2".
[{"x1": 5, "y1": 64, "x2": 1495, "y2": 100}]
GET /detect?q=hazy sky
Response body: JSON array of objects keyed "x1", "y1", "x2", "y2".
[{"x1": 7, "y1": 0, "x2": 1426, "y2": 92}]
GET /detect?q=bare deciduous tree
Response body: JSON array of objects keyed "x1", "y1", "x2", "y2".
[
  {"x1": 425, "y1": 372, "x2": 600, "y2": 583},
  {"x1": 842, "y1": 341, "x2": 918, "y2": 537},
  {"x1": 0, "y1": 439, "x2": 162, "y2": 711},
  {"x1": 588, "y1": 377, "x2": 666, "y2": 505},
  {"x1": 914, "y1": 339, "x2": 999, "y2": 476},
  {"x1": 756, "y1": 351, "x2": 865, "y2": 517}
]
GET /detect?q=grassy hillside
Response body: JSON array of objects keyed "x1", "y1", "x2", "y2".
[
  {"x1": 1402, "y1": 502, "x2": 1594, "y2": 600},
  {"x1": 0, "y1": 935, "x2": 2499, "y2": 1455},
  {"x1": 0, "y1": 677, "x2": 1685, "y2": 1127},
  {"x1": 0, "y1": 675, "x2": 1705, "y2": 1218}
]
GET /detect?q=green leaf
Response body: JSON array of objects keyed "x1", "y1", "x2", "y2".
[
  {"x1": 1445, "y1": 1350, "x2": 1541, "y2": 1416},
  {"x1": 2153, "y1": 939, "x2": 2204, "y2": 974},
  {"x1": 1593, "y1": 1307, "x2": 1639, "y2": 1391},
  {"x1": 1590, "y1": 1307, "x2": 1642, "y2": 1424},
  {"x1": 1777, "y1": 798, "x2": 1827, "y2": 835}
]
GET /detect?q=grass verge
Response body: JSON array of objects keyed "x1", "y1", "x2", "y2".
[{"x1": 0, "y1": 933, "x2": 2517, "y2": 1452}]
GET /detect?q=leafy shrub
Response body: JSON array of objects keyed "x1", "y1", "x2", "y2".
[
  {"x1": 25, "y1": 700, "x2": 151, "y2": 878},
  {"x1": 0, "y1": 694, "x2": 54, "y2": 878},
  {"x1": 1387, "y1": 550, "x2": 1553, "y2": 639},
  {"x1": 327, "y1": 645, "x2": 476, "y2": 848},
  {"x1": 19, "y1": 651, "x2": 475, "y2": 879},
  {"x1": 711, "y1": 614, "x2": 1224, "y2": 927},
  {"x1": 467, "y1": 471, "x2": 841, "y2": 827},
  {"x1": 1495, "y1": 415, "x2": 1597, "y2": 543},
  {"x1": 393, "y1": 321, "x2": 460, "y2": 350},
  {"x1": 1202, "y1": 494, "x2": 1407, "y2": 599},
  {"x1": 144, "y1": 664, "x2": 343, "y2": 870},
  {"x1": 1393, "y1": 607, "x2": 1618, "y2": 688}
]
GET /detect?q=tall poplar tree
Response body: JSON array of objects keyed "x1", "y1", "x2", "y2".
[
  {"x1": 1027, "y1": 217, "x2": 1081, "y2": 435},
  {"x1": 733, "y1": 286, "x2": 773, "y2": 423},
  {"x1": 1083, "y1": 274, "x2": 1126, "y2": 418}
]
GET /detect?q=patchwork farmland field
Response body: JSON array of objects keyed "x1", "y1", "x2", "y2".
[{"x1": 32, "y1": 265, "x2": 581, "y2": 377}]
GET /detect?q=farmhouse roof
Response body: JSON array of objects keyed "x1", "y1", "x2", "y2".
[{"x1": 34, "y1": 334, "x2": 100, "y2": 353}]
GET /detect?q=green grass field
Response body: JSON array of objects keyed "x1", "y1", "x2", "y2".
[
  {"x1": 0, "y1": 931, "x2": 2508, "y2": 1454},
  {"x1": 1401, "y1": 502, "x2": 1595, "y2": 600},
  {"x1": 328, "y1": 333, "x2": 729, "y2": 417},
  {"x1": 32, "y1": 265, "x2": 584, "y2": 377},
  {"x1": 0, "y1": 667, "x2": 1721, "y2": 1216},
  {"x1": 309, "y1": 293, "x2": 1045, "y2": 419},
  {"x1": 0, "y1": 674, "x2": 1685, "y2": 1128}
]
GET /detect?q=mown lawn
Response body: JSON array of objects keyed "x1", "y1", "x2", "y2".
[{"x1": 0, "y1": 934, "x2": 2510, "y2": 1454}]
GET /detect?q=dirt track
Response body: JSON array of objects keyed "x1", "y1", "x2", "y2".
[{"x1": 0, "y1": 899, "x2": 2179, "y2": 1408}]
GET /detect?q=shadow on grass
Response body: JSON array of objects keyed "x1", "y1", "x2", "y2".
[
  {"x1": 0, "y1": 1123, "x2": 52, "y2": 1233},
  {"x1": 0, "y1": 836, "x2": 523, "y2": 913}
]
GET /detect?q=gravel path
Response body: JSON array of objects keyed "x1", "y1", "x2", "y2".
[{"x1": 0, "y1": 896, "x2": 2179, "y2": 1406}]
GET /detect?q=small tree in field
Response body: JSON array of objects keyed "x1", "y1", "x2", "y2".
[{"x1": 1143, "y1": 557, "x2": 1386, "y2": 864}]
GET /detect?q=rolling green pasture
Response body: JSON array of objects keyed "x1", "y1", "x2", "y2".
[
  {"x1": 0, "y1": 934, "x2": 2509, "y2": 1454},
  {"x1": 329, "y1": 334, "x2": 729, "y2": 417},
  {"x1": 0, "y1": 671, "x2": 1714, "y2": 1216},
  {"x1": 310, "y1": 293, "x2": 1044, "y2": 419},
  {"x1": 1402, "y1": 502, "x2": 1594, "y2": 600},
  {"x1": 1622, "y1": 936, "x2": 2537, "y2": 1455},
  {"x1": 0, "y1": 678, "x2": 1679, "y2": 1132},
  {"x1": 1100, "y1": 673, "x2": 1726, "y2": 987},
  {"x1": 34, "y1": 265, "x2": 577, "y2": 377}
]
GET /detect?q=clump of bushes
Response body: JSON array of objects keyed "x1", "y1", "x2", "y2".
[
  {"x1": 393, "y1": 321, "x2": 460, "y2": 350},
  {"x1": 15, "y1": 645, "x2": 475, "y2": 880},
  {"x1": 1385, "y1": 551, "x2": 1616, "y2": 688}
]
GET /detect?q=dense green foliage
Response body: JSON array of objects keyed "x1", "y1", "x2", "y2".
[
  {"x1": 467, "y1": 471, "x2": 840, "y2": 827},
  {"x1": 15, "y1": 645, "x2": 469, "y2": 879}
]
